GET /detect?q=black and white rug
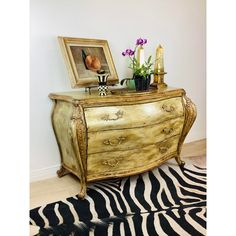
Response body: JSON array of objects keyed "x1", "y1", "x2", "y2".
[{"x1": 30, "y1": 163, "x2": 206, "y2": 235}]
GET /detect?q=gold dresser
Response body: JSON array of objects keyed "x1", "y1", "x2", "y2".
[{"x1": 49, "y1": 87, "x2": 196, "y2": 198}]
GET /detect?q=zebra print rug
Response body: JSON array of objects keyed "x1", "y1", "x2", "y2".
[{"x1": 30, "y1": 163, "x2": 206, "y2": 235}]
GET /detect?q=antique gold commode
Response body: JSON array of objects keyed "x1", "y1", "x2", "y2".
[{"x1": 49, "y1": 87, "x2": 196, "y2": 198}]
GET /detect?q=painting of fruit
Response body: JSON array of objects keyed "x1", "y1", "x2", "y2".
[
  {"x1": 83, "y1": 50, "x2": 101, "y2": 72},
  {"x1": 70, "y1": 46, "x2": 109, "y2": 78},
  {"x1": 58, "y1": 37, "x2": 118, "y2": 88}
]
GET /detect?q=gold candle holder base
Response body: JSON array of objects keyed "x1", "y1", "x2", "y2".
[{"x1": 151, "y1": 72, "x2": 167, "y2": 89}]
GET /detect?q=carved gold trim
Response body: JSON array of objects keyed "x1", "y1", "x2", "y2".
[
  {"x1": 69, "y1": 100, "x2": 88, "y2": 198},
  {"x1": 49, "y1": 88, "x2": 186, "y2": 107},
  {"x1": 176, "y1": 95, "x2": 197, "y2": 166}
]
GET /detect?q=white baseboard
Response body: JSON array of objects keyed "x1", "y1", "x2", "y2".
[
  {"x1": 185, "y1": 133, "x2": 206, "y2": 144},
  {"x1": 30, "y1": 164, "x2": 60, "y2": 182}
]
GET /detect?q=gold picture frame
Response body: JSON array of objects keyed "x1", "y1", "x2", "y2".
[{"x1": 58, "y1": 37, "x2": 119, "y2": 88}]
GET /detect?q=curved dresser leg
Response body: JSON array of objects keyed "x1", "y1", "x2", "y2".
[
  {"x1": 57, "y1": 166, "x2": 70, "y2": 177},
  {"x1": 78, "y1": 178, "x2": 87, "y2": 199},
  {"x1": 70, "y1": 120, "x2": 87, "y2": 199},
  {"x1": 175, "y1": 155, "x2": 185, "y2": 167},
  {"x1": 70, "y1": 101, "x2": 88, "y2": 199},
  {"x1": 177, "y1": 95, "x2": 197, "y2": 164}
]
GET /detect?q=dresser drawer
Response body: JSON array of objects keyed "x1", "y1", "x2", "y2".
[
  {"x1": 87, "y1": 135, "x2": 180, "y2": 180},
  {"x1": 87, "y1": 116, "x2": 184, "y2": 154},
  {"x1": 84, "y1": 97, "x2": 184, "y2": 132}
]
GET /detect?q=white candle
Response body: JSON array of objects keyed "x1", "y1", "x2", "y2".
[
  {"x1": 137, "y1": 46, "x2": 145, "y2": 66},
  {"x1": 155, "y1": 44, "x2": 164, "y2": 73}
]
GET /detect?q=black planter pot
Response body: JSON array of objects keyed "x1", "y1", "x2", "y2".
[{"x1": 134, "y1": 75, "x2": 151, "y2": 91}]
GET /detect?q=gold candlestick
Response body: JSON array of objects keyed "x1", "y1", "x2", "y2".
[
  {"x1": 152, "y1": 72, "x2": 167, "y2": 88},
  {"x1": 151, "y1": 44, "x2": 167, "y2": 88}
]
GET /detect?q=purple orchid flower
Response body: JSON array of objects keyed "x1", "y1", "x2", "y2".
[
  {"x1": 128, "y1": 49, "x2": 135, "y2": 55},
  {"x1": 136, "y1": 38, "x2": 147, "y2": 46},
  {"x1": 122, "y1": 48, "x2": 135, "y2": 56}
]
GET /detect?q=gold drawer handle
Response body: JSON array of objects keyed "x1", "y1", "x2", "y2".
[
  {"x1": 162, "y1": 104, "x2": 175, "y2": 113},
  {"x1": 103, "y1": 136, "x2": 126, "y2": 146},
  {"x1": 162, "y1": 127, "x2": 174, "y2": 135},
  {"x1": 103, "y1": 159, "x2": 120, "y2": 167},
  {"x1": 159, "y1": 144, "x2": 171, "y2": 154},
  {"x1": 101, "y1": 110, "x2": 124, "y2": 121},
  {"x1": 159, "y1": 146, "x2": 169, "y2": 154}
]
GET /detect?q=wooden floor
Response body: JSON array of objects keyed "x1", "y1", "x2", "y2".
[{"x1": 30, "y1": 139, "x2": 206, "y2": 235}]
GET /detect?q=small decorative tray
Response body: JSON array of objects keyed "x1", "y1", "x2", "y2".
[{"x1": 110, "y1": 87, "x2": 158, "y2": 95}]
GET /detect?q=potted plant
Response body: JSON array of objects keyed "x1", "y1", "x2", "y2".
[{"x1": 120, "y1": 38, "x2": 154, "y2": 91}]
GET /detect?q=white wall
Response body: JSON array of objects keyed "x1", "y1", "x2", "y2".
[{"x1": 30, "y1": 0, "x2": 206, "y2": 181}]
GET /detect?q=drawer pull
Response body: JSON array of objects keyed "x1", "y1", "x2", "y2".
[
  {"x1": 103, "y1": 159, "x2": 120, "y2": 167},
  {"x1": 103, "y1": 136, "x2": 126, "y2": 146},
  {"x1": 162, "y1": 127, "x2": 174, "y2": 135},
  {"x1": 162, "y1": 104, "x2": 175, "y2": 113},
  {"x1": 159, "y1": 143, "x2": 171, "y2": 154},
  {"x1": 159, "y1": 146, "x2": 169, "y2": 154},
  {"x1": 101, "y1": 110, "x2": 124, "y2": 121}
]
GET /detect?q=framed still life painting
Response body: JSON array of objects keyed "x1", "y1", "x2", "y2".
[{"x1": 58, "y1": 37, "x2": 119, "y2": 88}]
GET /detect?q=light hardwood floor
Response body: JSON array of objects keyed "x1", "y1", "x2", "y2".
[{"x1": 30, "y1": 139, "x2": 206, "y2": 235}]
